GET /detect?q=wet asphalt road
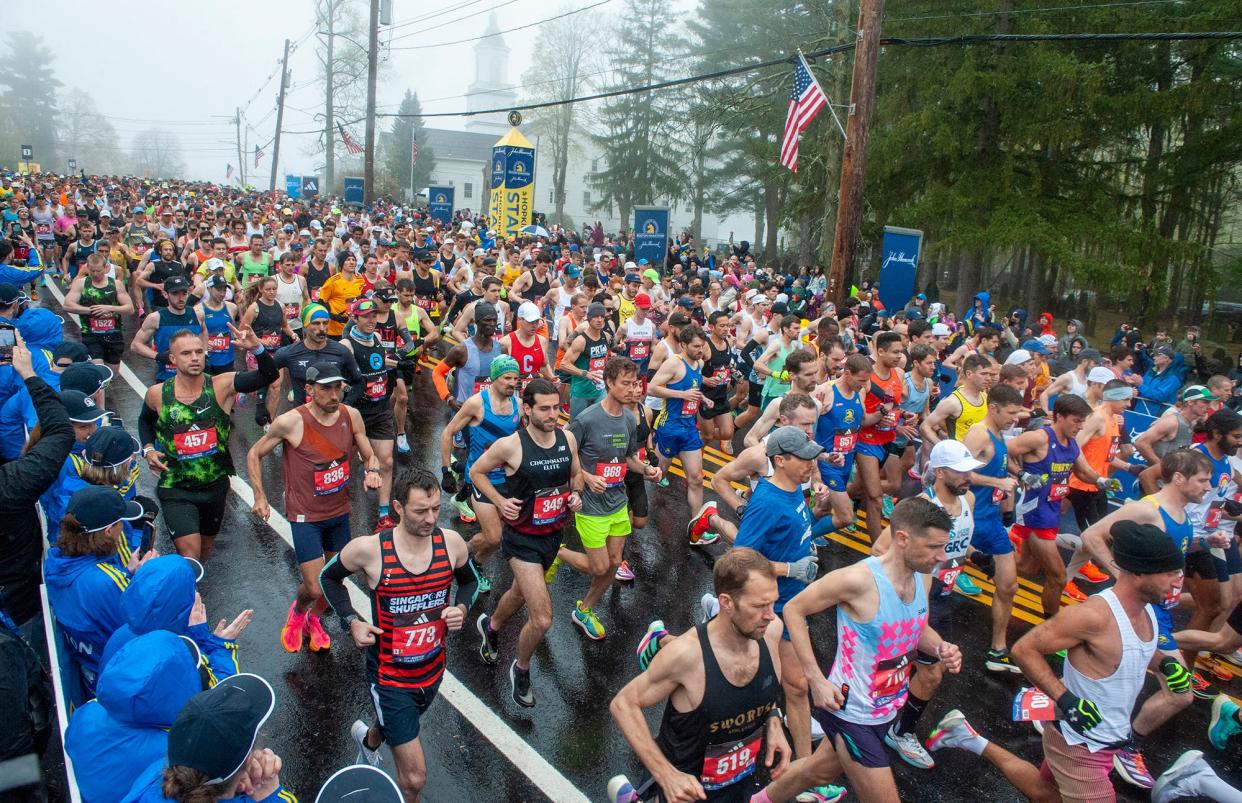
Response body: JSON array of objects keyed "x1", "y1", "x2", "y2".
[{"x1": 37, "y1": 290, "x2": 1241, "y2": 802}]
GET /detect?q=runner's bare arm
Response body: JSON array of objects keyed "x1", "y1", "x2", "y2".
[
  {"x1": 439, "y1": 395, "x2": 483, "y2": 469},
  {"x1": 743, "y1": 402, "x2": 782, "y2": 449},
  {"x1": 920, "y1": 393, "x2": 961, "y2": 446},
  {"x1": 130, "y1": 312, "x2": 161, "y2": 359},
  {"x1": 61, "y1": 274, "x2": 89, "y2": 314},
  {"x1": 1011, "y1": 598, "x2": 1110, "y2": 701},
  {"x1": 753, "y1": 339, "x2": 781, "y2": 379},
  {"x1": 783, "y1": 564, "x2": 873, "y2": 707},
  {"x1": 1080, "y1": 502, "x2": 1158, "y2": 576},
  {"x1": 646, "y1": 357, "x2": 685, "y2": 399},
  {"x1": 711, "y1": 448, "x2": 764, "y2": 512},
  {"x1": 246, "y1": 412, "x2": 300, "y2": 518},
  {"x1": 347, "y1": 406, "x2": 381, "y2": 476},
  {"x1": 1133, "y1": 414, "x2": 1175, "y2": 466},
  {"x1": 469, "y1": 434, "x2": 523, "y2": 517},
  {"x1": 1038, "y1": 372, "x2": 1071, "y2": 412}
]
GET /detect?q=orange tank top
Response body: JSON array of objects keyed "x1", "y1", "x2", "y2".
[{"x1": 1069, "y1": 408, "x2": 1121, "y2": 492}]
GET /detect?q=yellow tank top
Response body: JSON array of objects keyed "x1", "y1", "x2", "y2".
[{"x1": 952, "y1": 388, "x2": 988, "y2": 440}]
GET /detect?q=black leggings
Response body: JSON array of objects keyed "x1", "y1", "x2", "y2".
[{"x1": 1068, "y1": 487, "x2": 1108, "y2": 532}]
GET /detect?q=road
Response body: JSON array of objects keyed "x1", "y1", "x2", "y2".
[{"x1": 37, "y1": 288, "x2": 1239, "y2": 802}]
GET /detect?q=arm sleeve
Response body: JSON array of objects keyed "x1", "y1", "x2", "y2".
[
  {"x1": 231, "y1": 347, "x2": 279, "y2": 394},
  {"x1": 453, "y1": 562, "x2": 479, "y2": 608},
  {"x1": 432, "y1": 359, "x2": 452, "y2": 401},
  {"x1": 138, "y1": 401, "x2": 158, "y2": 448},
  {"x1": 0, "y1": 377, "x2": 72, "y2": 510},
  {"x1": 317, "y1": 554, "x2": 356, "y2": 622}
]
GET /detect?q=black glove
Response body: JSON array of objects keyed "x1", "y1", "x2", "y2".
[
  {"x1": 1056, "y1": 692, "x2": 1102, "y2": 734},
  {"x1": 441, "y1": 466, "x2": 458, "y2": 494},
  {"x1": 969, "y1": 551, "x2": 995, "y2": 576},
  {"x1": 1224, "y1": 499, "x2": 1242, "y2": 518},
  {"x1": 1002, "y1": 510, "x2": 1016, "y2": 528},
  {"x1": 1159, "y1": 656, "x2": 1192, "y2": 694}
]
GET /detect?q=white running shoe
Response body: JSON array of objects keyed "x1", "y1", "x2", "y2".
[
  {"x1": 924, "y1": 709, "x2": 979, "y2": 752},
  {"x1": 351, "y1": 720, "x2": 383, "y2": 766},
  {"x1": 1152, "y1": 750, "x2": 1208, "y2": 803},
  {"x1": 396, "y1": 433, "x2": 410, "y2": 453},
  {"x1": 885, "y1": 724, "x2": 935, "y2": 769},
  {"x1": 699, "y1": 593, "x2": 719, "y2": 623}
]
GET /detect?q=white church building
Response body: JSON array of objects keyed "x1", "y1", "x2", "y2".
[{"x1": 422, "y1": 16, "x2": 754, "y2": 248}]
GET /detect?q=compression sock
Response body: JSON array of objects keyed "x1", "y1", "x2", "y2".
[
  {"x1": 749, "y1": 791, "x2": 774, "y2": 803},
  {"x1": 897, "y1": 690, "x2": 929, "y2": 735}
]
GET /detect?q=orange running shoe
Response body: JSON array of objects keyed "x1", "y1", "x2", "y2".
[
  {"x1": 305, "y1": 612, "x2": 332, "y2": 652},
  {"x1": 1062, "y1": 581, "x2": 1088, "y2": 603},
  {"x1": 281, "y1": 601, "x2": 307, "y2": 653},
  {"x1": 1077, "y1": 561, "x2": 1109, "y2": 584}
]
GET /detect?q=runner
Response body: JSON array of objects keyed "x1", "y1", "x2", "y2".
[
  {"x1": 319, "y1": 467, "x2": 475, "y2": 802},
  {"x1": 319, "y1": 252, "x2": 365, "y2": 340},
  {"x1": 195, "y1": 275, "x2": 238, "y2": 376},
  {"x1": 130, "y1": 275, "x2": 205, "y2": 382},
  {"x1": 344, "y1": 299, "x2": 401, "y2": 532},
  {"x1": 607, "y1": 548, "x2": 791, "y2": 803},
  {"x1": 471, "y1": 379, "x2": 583, "y2": 705},
  {"x1": 809, "y1": 354, "x2": 871, "y2": 535},
  {"x1": 408, "y1": 247, "x2": 446, "y2": 332},
  {"x1": 392, "y1": 277, "x2": 439, "y2": 453},
  {"x1": 852, "y1": 331, "x2": 907, "y2": 538},
  {"x1": 304, "y1": 238, "x2": 335, "y2": 302},
  {"x1": 432, "y1": 302, "x2": 501, "y2": 419},
  {"x1": 62, "y1": 251, "x2": 133, "y2": 377},
  {"x1": 269, "y1": 304, "x2": 365, "y2": 424},
  {"x1": 754, "y1": 314, "x2": 800, "y2": 411},
  {"x1": 450, "y1": 277, "x2": 511, "y2": 342},
  {"x1": 746, "y1": 349, "x2": 821, "y2": 447},
  {"x1": 920, "y1": 354, "x2": 989, "y2": 445},
  {"x1": 237, "y1": 233, "x2": 272, "y2": 290},
  {"x1": 248, "y1": 361, "x2": 383, "y2": 653},
  {"x1": 555, "y1": 357, "x2": 662, "y2": 640},
  {"x1": 239, "y1": 275, "x2": 295, "y2": 428},
  {"x1": 744, "y1": 496, "x2": 956, "y2": 802},
  {"x1": 504, "y1": 302, "x2": 553, "y2": 383},
  {"x1": 616, "y1": 292, "x2": 657, "y2": 395},
  {"x1": 139, "y1": 324, "x2": 276, "y2": 561},
  {"x1": 1134, "y1": 385, "x2": 1214, "y2": 494},
  {"x1": 559, "y1": 301, "x2": 613, "y2": 417}
]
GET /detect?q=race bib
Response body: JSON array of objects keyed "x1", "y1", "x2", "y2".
[
  {"x1": 714, "y1": 367, "x2": 732, "y2": 383},
  {"x1": 365, "y1": 377, "x2": 387, "y2": 400},
  {"x1": 35, "y1": 223, "x2": 51, "y2": 237},
  {"x1": 473, "y1": 378, "x2": 493, "y2": 395},
  {"x1": 1207, "y1": 503, "x2": 1224, "y2": 530},
  {"x1": 88, "y1": 316, "x2": 116, "y2": 334},
  {"x1": 283, "y1": 302, "x2": 301, "y2": 320},
  {"x1": 992, "y1": 487, "x2": 1007, "y2": 503},
  {"x1": 872, "y1": 650, "x2": 916, "y2": 709},
  {"x1": 532, "y1": 489, "x2": 569, "y2": 527},
  {"x1": 207, "y1": 332, "x2": 231, "y2": 353},
  {"x1": 1012, "y1": 688, "x2": 1057, "y2": 722},
  {"x1": 1106, "y1": 435, "x2": 1121, "y2": 462},
  {"x1": 1048, "y1": 482, "x2": 1069, "y2": 501},
  {"x1": 1161, "y1": 574, "x2": 1184, "y2": 610},
  {"x1": 260, "y1": 332, "x2": 282, "y2": 349},
  {"x1": 700, "y1": 726, "x2": 763, "y2": 791},
  {"x1": 588, "y1": 356, "x2": 606, "y2": 373},
  {"x1": 172, "y1": 424, "x2": 218, "y2": 459},
  {"x1": 391, "y1": 607, "x2": 446, "y2": 665},
  {"x1": 628, "y1": 341, "x2": 650, "y2": 360},
  {"x1": 935, "y1": 564, "x2": 963, "y2": 597},
  {"x1": 313, "y1": 460, "x2": 350, "y2": 496},
  {"x1": 416, "y1": 295, "x2": 433, "y2": 310},
  {"x1": 310, "y1": 287, "x2": 322, "y2": 302},
  {"x1": 833, "y1": 430, "x2": 857, "y2": 453},
  {"x1": 596, "y1": 460, "x2": 625, "y2": 487},
  {"x1": 682, "y1": 395, "x2": 700, "y2": 416}
]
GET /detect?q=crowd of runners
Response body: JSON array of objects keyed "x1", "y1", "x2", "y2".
[{"x1": 3, "y1": 171, "x2": 1242, "y2": 803}]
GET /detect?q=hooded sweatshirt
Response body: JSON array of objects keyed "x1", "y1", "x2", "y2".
[
  {"x1": 43, "y1": 546, "x2": 130, "y2": 697},
  {"x1": 101, "y1": 556, "x2": 238, "y2": 684},
  {"x1": 41, "y1": 455, "x2": 142, "y2": 561},
  {"x1": 14, "y1": 307, "x2": 64, "y2": 388},
  {"x1": 66, "y1": 631, "x2": 203, "y2": 803},
  {"x1": 964, "y1": 291, "x2": 992, "y2": 332}
]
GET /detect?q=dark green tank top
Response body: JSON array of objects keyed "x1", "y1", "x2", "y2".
[
  {"x1": 155, "y1": 377, "x2": 233, "y2": 489},
  {"x1": 79, "y1": 278, "x2": 120, "y2": 337}
]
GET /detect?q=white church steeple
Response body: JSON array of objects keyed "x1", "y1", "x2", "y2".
[{"x1": 465, "y1": 14, "x2": 517, "y2": 135}]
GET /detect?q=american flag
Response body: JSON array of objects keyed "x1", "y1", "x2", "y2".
[
  {"x1": 338, "y1": 122, "x2": 363, "y2": 155},
  {"x1": 411, "y1": 137, "x2": 419, "y2": 167},
  {"x1": 779, "y1": 54, "x2": 828, "y2": 172},
  {"x1": 226, "y1": 163, "x2": 234, "y2": 179},
  {"x1": 254, "y1": 144, "x2": 265, "y2": 167}
]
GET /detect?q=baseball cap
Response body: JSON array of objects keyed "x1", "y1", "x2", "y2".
[
  {"x1": 0, "y1": 283, "x2": 25, "y2": 305},
  {"x1": 305, "y1": 362, "x2": 346, "y2": 384},
  {"x1": 1154, "y1": 345, "x2": 1175, "y2": 359},
  {"x1": 744, "y1": 288, "x2": 759, "y2": 302},
  {"x1": 587, "y1": 302, "x2": 608, "y2": 320},
  {"x1": 60, "y1": 389, "x2": 108, "y2": 423},
  {"x1": 65, "y1": 485, "x2": 145, "y2": 531},
  {"x1": 1087, "y1": 367, "x2": 1116, "y2": 384},
  {"x1": 350, "y1": 299, "x2": 378, "y2": 316},
  {"x1": 634, "y1": 293, "x2": 651, "y2": 309},
  {"x1": 928, "y1": 439, "x2": 984, "y2": 472},
  {"x1": 131, "y1": 205, "x2": 145, "y2": 214},
  {"x1": 53, "y1": 341, "x2": 91, "y2": 366},
  {"x1": 167, "y1": 674, "x2": 276, "y2": 785},
  {"x1": 205, "y1": 275, "x2": 229, "y2": 289},
  {"x1": 205, "y1": 258, "x2": 227, "y2": 272},
  {"x1": 60, "y1": 362, "x2": 113, "y2": 396},
  {"x1": 1020, "y1": 338, "x2": 1048, "y2": 355},
  {"x1": 564, "y1": 265, "x2": 582, "y2": 279},
  {"x1": 931, "y1": 323, "x2": 952, "y2": 337},
  {"x1": 1181, "y1": 385, "x2": 1215, "y2": 403},
  {"x1": 1003, "y1": 349, "x2": 1033, "y2": 366},
  {"x1": 625, "y1": 273, "x2": 641, "y2": 284},
  {"x1": 624, "y1": 261, "x2": 637, "y2": 270},
  {"x1": 765, "y1": 426, "x2": 825, "y2": 460},
  {"x1": 163, "y1": 275, "x2": 191, "y2": 293},
  {"x1": 516, "y1": 301, "x2": 542, "y2": 323},
  {"x1": 916, "y1": 293, "x2": 927, "y2": 300},
  {"x1": 472, "y1": 247, "x2": 487, "y2": 257},
  {"x1": 84, "y1": 426, "x2": 140, "y2": 468},
  {"x1": 290, "y1": 242, "x2": 305, "y2": 251},
  {"x1": 315, "y1": 765, "x2": 403, "y2": 803},
  {"x1": 1078, "y1": 348, "x2": 1101, "y2": 364},
  {"x1": 643, "y1": 269, "x2": 660, "y2": 284}
]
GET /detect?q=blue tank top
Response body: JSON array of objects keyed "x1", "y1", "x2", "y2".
[
  {"x1": 1016, "y1": 427, "x2": 1079, "y2": 529},
  {"x1": 456, "y1": 337, "x2": 500, "y2": 404},
  {"x1": 154, "y1": 307, "x2": 200, "y2": 380},
  {"x1": 814, "y1": 383, "x2": 864, "y2": 455},
  {"x1": 657, "y1": 358, "x2": 703, "y2": 427},
  {"x1": 466, "y1": 389, "x2": 521, "y2": 485},
  {"x1": 901, "y1": 373, "x2": 931, "y2": 416},
  {"x1": 201, "y1": 303, "x2": 234, "y2": 368},
  {"x1": 970, "y1": 429, "x2": 1008, "y2": 526},
  {"x1": 1145, "y1": 496, "x2": 1192, "y2": 610}
]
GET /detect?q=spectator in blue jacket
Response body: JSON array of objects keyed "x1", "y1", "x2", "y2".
[
  {"x1": 101, "y1": 555, "x2": 250, "y2": 685},
  {"x1": 1138, "y1": 345, "x2": 1184, "y2": 405},
  {"x1": 42, "y1": 425, "x2": 146, "y2": 561},
  {"x1": 43, "y1": 486, "x2": 152, "y2": 696},
  {"x1": 66, "y1": 631, "x2": 206, "y2": 803}
]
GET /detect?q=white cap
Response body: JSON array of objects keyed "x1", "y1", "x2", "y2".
[
  {"x1": 1004, "y1": 349, "x2": 1033, "y2": 366},
  {"x1": 775, "y1": 292, "x2": 789, "y2": 304},
  {"x1": 1039, "y1": 334, "x2": 1057, "y2": 348},
  {"x1": 205, "y1": 258, "x2": 226, "y2": 271},
  {"x1": 517, "y1": 301, "x2": 542, "y2": 323},
  {"x1": 931, "y1": 323, "x2": 952, "y2": 337},
  {"x1": 309, "y1": 220, "x2": 323, "y2": 229},
  {"x1": 459, "y1": 220, "x2": 474, "y2": 230},
  {"x1": 472, "y1": 247, "x2": 487, "y2": 257},
  {"x1": 928, "y1": 439, "x2": 984, "y2": 472},
  {"x1": 744, "y1": 288, "x2": 760, "y2": 302},
  {"x1": 624, "y1": 261, "x2": 637, "y2": 270},
  {"x1": 1087, "y1": 366, "x2": 1116, "y2": 384}
]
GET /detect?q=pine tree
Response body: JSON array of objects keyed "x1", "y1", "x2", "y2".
[
  {"x1": 379, "y1": 90, "x2": 435, "y2": 198},
  {"x1": 0, "y1": 33, "x2": 62, "y2": 169}
]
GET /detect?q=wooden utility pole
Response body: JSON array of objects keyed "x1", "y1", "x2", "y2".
[
  {"x1": 323, "y1": 3, "x2": 336, "y2": 189},
  {"x1": 270, "y1": 38, "x2": 291, "y2": 193},
  {"x1": 234, "y1": 107, "x2": 246, "y2": 186},
  {"x1": 364, "y1": 0, "x2": 379, "y2": 203},
  {"x1": 827, "y1": 0, "x2": 885, "y2": 304}
]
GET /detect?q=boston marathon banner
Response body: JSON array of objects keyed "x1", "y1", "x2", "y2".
[
  {"x1": 633, "y1": 206, "x2": 670, "y2": 269},
  {"x1": 489, "y1": 128, "x2": 535, "y2": 238},
  {"x1": 878, "y1": 226, "x2": 923, "y2": 313},
  {"x1": 428, "y1": 186, "x2": 454, "y2": 226}
]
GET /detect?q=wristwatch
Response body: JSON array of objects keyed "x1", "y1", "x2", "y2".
[{"x1": 341, "y1": 613, "x2": 359, "y2": 634}]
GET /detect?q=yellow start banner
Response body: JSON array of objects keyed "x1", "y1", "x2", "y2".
[{"x1": 488, "y1": 128, "x2": 535, "y2": 238}]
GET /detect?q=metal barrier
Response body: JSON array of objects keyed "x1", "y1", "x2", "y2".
[{"x1": 40, "y1": 584, "x2": 82, "y2": 803}]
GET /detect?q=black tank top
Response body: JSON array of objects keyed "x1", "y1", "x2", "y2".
[
  {"x1": 654, "y1": 623, "x2": 779, "y2": 797},
  {"x1": 411, "y1": 270, "x2": 442, "y2": 320},
  {"x1": 252, "y1": 299, "x2": 285, "y2": 347},
  {"x1": 504, "y1": 428, "x2": 573, "y2": 536},
  {"x1": 703, "y1": 337, "x2": 733, "y2": 401},
  {"x1": 527, "y1": 271, "x2": 551, "y2": 300},
  {"x1": 628, "y1": 407, "x2": 653, "y2": 475},
  {"x1": 305, "y1": 261, "x2": 331, "y2": 300},
  {"x1": 376, "y1": 310, "x2": 399, "y2": 351},
  {"x1": 349, "y1": 333, "x2": 392, "y2": 409}
]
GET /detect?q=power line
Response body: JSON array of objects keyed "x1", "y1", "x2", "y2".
[
  {"x1": 886, "y1": 0, "x2": 1188, "y2": 25},
  {"x1": 386, "y1": 0, "x2": 495, "y2": 32},
  {"x1": 385, "y1": 0, "x2": 522, "y2": 44},
  {"x1": 388, "y1": 0, "x2": 609, "y2": 50}
]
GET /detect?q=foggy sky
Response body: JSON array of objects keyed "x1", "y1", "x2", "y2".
[{"x1": 6, "y1": 0, "x2": 562, "y2": 184}]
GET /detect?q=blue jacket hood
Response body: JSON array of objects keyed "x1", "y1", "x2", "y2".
[
  {"x1": 43, "y1": 547, "x2": 101, "y2": 589},
  {"x1": 973, "y1": 291, "x2": 990, "y2": 307},
  {"x1": 15, "y1": 307, "x2": 64, "y2": 350},
  {"x1": 123, "y1": 555, "x2": 197, "y2": 636},
  {"x1": 97, "y1": 631, "x2": 201, "y2": 727}
]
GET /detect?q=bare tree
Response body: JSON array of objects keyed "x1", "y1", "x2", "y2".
[
  {"x1": 521, "y1": 7, "x2": 597, "y2": 226},
  {"x1": 314, "y1": 0, "x2": 369, "y2": 190},
  {"x1": 129, "y1": 129, "x2": 186, "y2": 178},
  {"x1": 61, "y1": 89, "x2": 127, "y2": 174}
]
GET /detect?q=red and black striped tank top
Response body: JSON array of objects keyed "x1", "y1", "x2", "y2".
[{"x1": 371, "y1": 527, "x2": 453, "y2": 689}]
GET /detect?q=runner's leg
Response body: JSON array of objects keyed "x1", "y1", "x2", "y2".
[
  {"x1": 470, "y1": 500, "x2": 503, "y2": 562},
  {"x1": 510, "y1": 560, "x2": 552, "y2": 670},
  {"x1": 680, "y1": 448, "x2": 704, "y2": 515},
  {"x1": 1024, "y1": 537, "x2": 1065, "y2": 617},
  {"x1": 390, "y1": 736, "x2": 429, "y2": 802},
  {"x1": 991, "y1": 552, "x2": 1018, "y2": 651},
  {"x1": 856, "y1": 453, "x2": 884, "y2": 538}
]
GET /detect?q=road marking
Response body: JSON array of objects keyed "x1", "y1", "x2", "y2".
[{"x1": 44, "y1": 281, "x2": 590, "y2": 803}]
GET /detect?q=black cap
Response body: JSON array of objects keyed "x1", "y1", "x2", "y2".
[
  {"x1": 315, "y1": 766, "x2": 403, "y2": 803},
  {"x1": 53, "y1": 341, "x2": 91, "y2": 366},
  {"x1": 1154, "y1": 345, "x2": 1175, "y2": 359},
  {"x1": 163, "y1": 275, "x2": 191, "y2": 293},
  {"x1": 60, "y1": 389, "x2": 108, "y2": 423},
  {"x1": 0, "y1": 283, "x2": 23, "y2": 306},
  {"x1": 411, "y1": 247, "x2": 433, "y2": 261},
  {"x1": 60, "y1": 362, "x2": 113, "y2": 396},
  {"x1": 1110, "y1": 520, "x2": 1186, "y2": 575},
  {"x1": 305, "y1": 361, "x2": 346, "y2": 384},
  {"x1": 84, "y1": 426, "x2": 140, "y2": 468},
  {"x1": 167, "y1": 674, "x2": 276, "y2": 784},
  {"x1": 206, "y1": 275, "x2": 229, "y2": 289},
  {"x1": 65, "y1": 485, "x2": 145, "y2": 531}
]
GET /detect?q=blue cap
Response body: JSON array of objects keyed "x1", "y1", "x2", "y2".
[
  {"x1": 66, "y1": 485, "x2": 145, "y2": 531},
  {"x1": 568, "y1": 244, "x2": 579, "y2": 252},
  {"x1": 1021, "y1": 338, "x2": 1049, "y2": 355},
  {"x1": 625, "y1": 273, "x2": 641, "y2": 283},
  {"x1": 916, "y1": 293, "x2": 927, "y2": 300},
  {"x1": 132, "y1": 205, "x2": 145, "y2": 214},
  {"x1": 638, "y1": 258, "x2": 649, "y2": 266},
  {"x1": 564, "y1": 265, "x2": 582, "y2": 278}
]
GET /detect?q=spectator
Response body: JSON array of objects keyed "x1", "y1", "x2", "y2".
[
  {"x1": 0, "y1": 602, "x2": 51, "y2": 779},
  {"x1": 1057, "y1": 318, "x2": 1084, "y2": 359},
  {"x1": 1138, "y1": 345, "x2": 1183, "y2": 405}
]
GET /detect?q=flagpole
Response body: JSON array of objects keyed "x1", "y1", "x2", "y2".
[{"x1": 798, "y1": 52, "x2": 845, "y2": 141}]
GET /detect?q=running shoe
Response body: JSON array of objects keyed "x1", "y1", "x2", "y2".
[
  {"x1": 351, "y1": 720, "x2": 383, "y2": 767},
  {"x1": 657, "y1": 476, "x2": 670, "y2": 488},
  {"x1": 571, "y1": 601, "x2": 605, "y2": 640},
  {"x1": 305, "y1": 613, "x2": 332, "y2": 652},
  {"x1": 1152, "y1": 750, "x2": 1208, "y2": 803},
  {"x1": 607, "y1": 775, "x2": 639, "y2": 803},
  {"x1": 811, "y1": 535, "x2": 830, "y2": 548},
  {"x1": 373, "y1": 514, "x2": 396, "y2": 534},
  {"x1": 881, "y1": 495, "x2": 895, "y2": 520},
  {"x1": 1112, "y1": 744, "x2": 1154, "y2": 789},
  {"x1": 472, "y1": 563, "x2": 492, "y2": 595},
  {"x1": 509, "y1": 660, "x2": 535, "y2": 708},
  {"x1": 636, "y1": 620, "x2": 667, "y2": 671},
  {"x1": 1077, "y1": 561, "x2": 1109, "y2": 583},
  {"x1": 280, "y1": 601, "x2": 307, "y2": 653},
  {"x1": 453, "y1": 496, "x2": 477, "y2": 523},
  {"x1": 693, "y1": 532, "x2": 721, "y2": 546},
  {"x1": 985, "y1": 648, "x2": 1022, "y2": 674},
  {"x1": 1062, "y1": 581, "x2": 1088, "y2": 602},
  {"x1": 954, "y1": 573, "x2": 982, "y2": 596},
  {"x1": 699, "y1": 593, "x2": 720, "y2": 623},
  {"x1": 1199, "y1": 653, "x2": 1237, "y2": 681},
  {"x1": 885, "y1": 724, "x2": 935, "y2": 769},
  {"x1": 476, "y1": 613, "x2": 499, "y2": 665},
  {"x1": 544, "y1": 552, "x2": 562, "y2": 585},
  {"x1": 452, "y1": 430, "x2": 466, "y2": 449},
  {"x1": 924, "y1": 709, "x2": 981, "y2": 753},
  {"x1": 396, "y1": 433, "x2": 410, "y2": 453},
  {"x1": 687, "y1": 502, "x2": 717, "y2": 544},
  {"x1": 615, "y1": 560, "x2": 636, "y2": 582},
  {"x1": 1191, "y1": 671, "x2": 1218, "y2": 700},
  {"x1": 1209, "y1": 694, "x2": 1241, "y2": 750},
  {"x1": 795, "y1": 785, "x2": 846, "y2": 803}
]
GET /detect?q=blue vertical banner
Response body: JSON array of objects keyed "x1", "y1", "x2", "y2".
[
  {"x1": 633, "y1": 206, "x2": 670, "y2": 269},
  {"x1": 342, "y1": 177, "x2": 364, "y2": 206},
  {"x1": 428, "y1": 186, "x2": 455, "y2": 225},
  {"x1": 878, "y1": 226, "x2": 923, "y2": 312},
  {"x1": 285, "y1": 175, "x2": 301, "y2": 199}
]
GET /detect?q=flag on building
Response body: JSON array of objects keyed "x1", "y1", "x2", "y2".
[
  {"x1": 411, "y1": 138, "x2": 419, "y2": 167},
  {"x1": 255, "y1": 144, "x2": 265, "y2": 168},
  {"x1": 779, "y1": 53, "x2": 828, "y2": 172},
  {"x1": 226, "y1": 163, "x2": 234, "y2": 180},
  {"x1": 338, "y1": 122, "x2": 363, "y2": 155}
]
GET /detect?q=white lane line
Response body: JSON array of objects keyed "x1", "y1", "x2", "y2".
[{"x1": 45, "y1": 280, "x2": 590, "y2": 803}]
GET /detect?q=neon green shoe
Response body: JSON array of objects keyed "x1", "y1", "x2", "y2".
[{"x1": 571, "y1": 600, "x2": 605, "y2": 640}]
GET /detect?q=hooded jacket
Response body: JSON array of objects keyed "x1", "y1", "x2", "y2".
[
  {"x1": 66, "y1": 631, "x2": 203, "y2": 803},
  {"x1": 14, "y1": 307, "x2": 64, "y2": 388},
  {"x1": 43, "y1": 546, "x2": 130, "y2": 696},
  {"x1": 41, "y1": 454, "x2": 142, "y2": 561},
  {"x1": 122, "y1": 760, "x2": 295, "y2": 803},
  {"x1": 964, "y1": 291, "x2": 992, "y2": 332},
  {"x1": 1139, "y1": 354, "x2": 1185, "y2": 405},
  {"x1": 101, "y1": 556, "x2": 239, "y2": 684}
]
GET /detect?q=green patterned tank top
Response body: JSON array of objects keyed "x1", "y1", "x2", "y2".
[{"x1": 155, "y1": 376, "x2": 233, "y2": 489}]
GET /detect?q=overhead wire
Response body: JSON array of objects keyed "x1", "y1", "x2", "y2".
[{"x1": 388, "y1": 0, "x2": 609, "y2": 49}]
